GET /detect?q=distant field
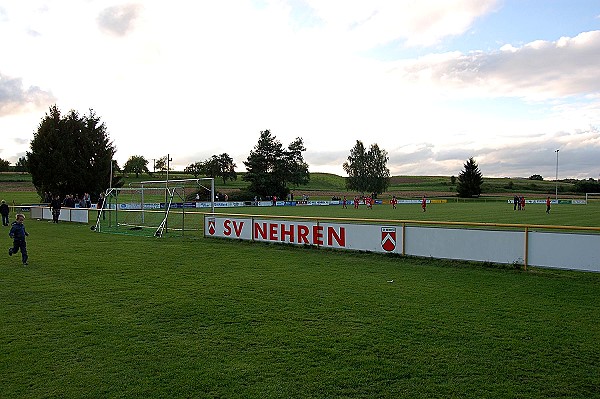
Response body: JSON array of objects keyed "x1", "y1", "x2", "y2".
[
  {"x1": 1, "y1": 218, "x2": 599, "y2": 398},
  {"x1": 0, "y1": 172, "x2": 581, "y2": 206},
  {"x1": 216, "y1": 201, "x2": 600, "y2": 229}
]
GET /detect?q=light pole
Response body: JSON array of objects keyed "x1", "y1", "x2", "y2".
[{"x1": 555, "y1": 149, "x2": 559, "y2": 201}]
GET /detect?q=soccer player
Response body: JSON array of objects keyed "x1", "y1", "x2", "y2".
[
  {"x1": 546, "y1": 196, "x2": 551, "y2": 214},
  {"x1": 422, "y1": 196, "x2": 427, "y2": 212},
  {"x1": 391, "y1": 196, "x2": 397, "y2": 209}
]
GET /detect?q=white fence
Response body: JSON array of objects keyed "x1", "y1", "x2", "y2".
[
  {"x1": 30, "y1": 206, "x2": 89, "y2": 223},
  {"x1": 204, "y1": 214, "x2": 600, "y2": 272}
]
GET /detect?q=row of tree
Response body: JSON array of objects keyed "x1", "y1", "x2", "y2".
[{"x1": 22, "y1": 105, "x2": 487, "y2": 201}]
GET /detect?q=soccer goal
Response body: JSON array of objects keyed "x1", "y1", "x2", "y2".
[
  {"x1": 95, "y1": 178, "x2": 214, "y2": 237},
  {"x1": 585, "y1": 193, "x2": 600, "y2": 204}
]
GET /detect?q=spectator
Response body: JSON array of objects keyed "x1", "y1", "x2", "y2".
[{"x1": 0, "y1": 200, "x2": 9, "y2": 226}]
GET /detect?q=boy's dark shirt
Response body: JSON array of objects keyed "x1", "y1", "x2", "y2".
[{"x1": 9, "y1": 222, "x2": 28, "y2": 240}]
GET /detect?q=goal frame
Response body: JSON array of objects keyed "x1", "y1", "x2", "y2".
[
  {"x1": 585, "y1": 192, "x2": 600, "y2": 204},
  {"x1": 95, "y1": 178, "x2": 214, "y2": 236}
]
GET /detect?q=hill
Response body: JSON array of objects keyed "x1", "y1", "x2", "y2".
[{"x1": 0, "y1": 171, "x2": 580, "y2": 204}]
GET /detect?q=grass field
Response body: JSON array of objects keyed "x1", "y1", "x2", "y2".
[
  {"x1": 1, "y1": 199, "x2": 600, "y2": 398},
  {"x1": 219, "y1": 201, "x2": 600, "y2": 229}
]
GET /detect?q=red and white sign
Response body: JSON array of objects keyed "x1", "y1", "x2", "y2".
[
  {"x1": 381, "y1": 227, "x2": 396, "y2": 252},
  {"x1": 204, "y1": 216, "x2": 403, "y2": 253}
]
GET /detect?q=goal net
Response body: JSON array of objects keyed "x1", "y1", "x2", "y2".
[
  {"x1": 95, "y1": 178, "x2": 214, "y2": 237},
  {"x1": 585, "y1": 193, "x2": 600, "y2": 204}
]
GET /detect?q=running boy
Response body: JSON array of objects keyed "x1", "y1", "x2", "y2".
[{"x1": 8, "y1": 213, "x2": 29, "y2": 265}]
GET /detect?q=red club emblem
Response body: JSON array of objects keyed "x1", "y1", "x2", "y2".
[
  {"x1": 208, "y1": 219, "x2": 216, "y2": 235},
  {"x1": 381, "y1": 227, "x2": 396, "y2": 252}
]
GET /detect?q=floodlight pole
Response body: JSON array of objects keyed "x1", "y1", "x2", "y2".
[{"x1": 555, "y1": 149, "x2": 559, "y2": 201}]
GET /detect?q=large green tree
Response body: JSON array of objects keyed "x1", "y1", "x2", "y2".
[
  {"x1": 343, "y1": 140, "x2": 390, "y2": 195},
  {"x1": 27, "y1": 105, "x2": 115, "y2": 200},
  {"x1": 457, "y1": 157, "x2": 484, "y2": 197},
  {"x1": 123, "y1": 155, "x2": 150, "y2": 177},
  {"x1": 243, "y1": 130, "x2": 309, "y2": 198}
]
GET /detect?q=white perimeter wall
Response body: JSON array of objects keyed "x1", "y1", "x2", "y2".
[
  {"x1": 205, "y1": 215, "x2": 600, "y2": 273},
  {"x1": 31, "y1": 206, "x2": 89, "y2": 223}
]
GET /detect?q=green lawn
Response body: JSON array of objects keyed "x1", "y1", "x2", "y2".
[
  {"x1": 1, "y1": 211, "x2": 599, "y2": 398},
  {"x1": 217, "y1": 201, "x2": 600, "y2": 229}
]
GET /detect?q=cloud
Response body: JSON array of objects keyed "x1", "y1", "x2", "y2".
[
  {"x1": 302, "y1": 0, "x2": 499, "y2": 48},
  {"x1": 97, "y1": 4, "x2": 142, "y2": 36},
  {"x1": 0, "y1": 73, "x2": 55, "y2": 117},
  {"x1": 378, "y1": 126, "x2": 600, "y2": 179},
  {"x1": 396, "y1": 30, "x2": 600, "y2": 100}
]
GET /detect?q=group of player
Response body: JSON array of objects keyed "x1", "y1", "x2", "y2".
[{"x1": 340, "y1": 195, "x2": 427, "y2": 211}]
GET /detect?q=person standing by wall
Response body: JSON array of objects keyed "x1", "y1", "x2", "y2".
[
  {"x1": 50, "y1": 195, "x2": 61, "y2": 223},
  {"x1": 0, "y1": 200, "x2": 9, "y2": 226},
  {"x1": 421, "y1": 195, "x2": 427, "y2": 212},
  {"x1": 546, "y1": 196, "x2": 551, "y2": 214}
]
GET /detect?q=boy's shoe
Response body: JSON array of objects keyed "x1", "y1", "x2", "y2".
[
  {"x1": 23, "y1": 262, "x2": 28, "y2": 266},
  {"x1": 8, "y1": 247, "x2": 12, "y2": 256}
]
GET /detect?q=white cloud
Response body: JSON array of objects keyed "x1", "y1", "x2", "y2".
[
  {"x1": 394, "y1": 30, "x2": 600, "y2": 100},
  {"x1": 97, "y1": 3, "x2": 142, "y2": 36},
  {"x1": 302, "y1": 0, "x2": 499, "y2": 48},
  {"x1": 0, "y1": 73, "x2": 55, "y2": 116}
]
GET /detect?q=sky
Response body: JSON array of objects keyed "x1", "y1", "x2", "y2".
[{"x1": 1, "y1": 0, "x2": 599, "y2": 179}]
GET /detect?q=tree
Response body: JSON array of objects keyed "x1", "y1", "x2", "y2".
[
  {"x1": 217, "y1": 153, "x2": 237, "y2": 184},
  {"x1": 123, "y1": 155, "x2": 150, "y2": 178},
  {"x1": 184, "y1": 161, "x2": 204, "y2": 178},
  {"x1": 27, "y1": 105, "x2": 115, "y2": 200},
  {"x1": 185, "y1": 153, "x2": 237, "y2": 183},
  {"x1": 529, "y1": 174, "x2": 543, "y2": 181},
  {"x1": 154, "y1": 156, "x2": 170, "y2": 175},
  {"x1": 284, "y1": 138, "x2": 310, "y2": 188},
  {"x1": 16, "y1": 157, "x2": 28, "y2": 173},
  {"x1": 243, "y1": 129, "x2": 309, "y2": 198},
  {"x1": 457, "y1": 157, "x2": 484, "y2": 197},
  {"x1": 0, "y1": 158, "x2": 9, "y2": 172},
  {"x1": 204, "y1": 156, "x2": 220, "y2": 179},
  {"x1": 343, "y1": 140, "x2": 390, "y2": 195},
  {"x1": 574, "y1": 179, "x2": 600, "y2": 193}
]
